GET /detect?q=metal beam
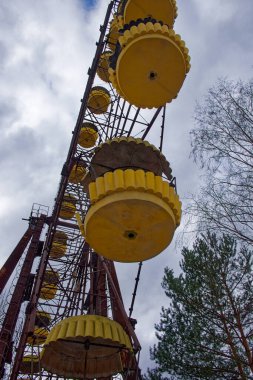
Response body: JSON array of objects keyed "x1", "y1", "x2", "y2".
[
  {"x1": 0, "y1": 215, "x2": 46, "y2": 376},
  {"x1": 0, "y1": 227, "x2": 33, "y2": 294}
]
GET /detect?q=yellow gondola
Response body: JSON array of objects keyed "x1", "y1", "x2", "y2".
[
  {"x1": 43, "y1": 270, "x2": 59, "y2": 285},
  {"x1": 35, "y1": 310, "x2": 51, "y2": 328},
  {"x1": 59, "y1": 194, "x2": 77, "y2": 220},
  {"x1": 81, "y1": 169, "x2": 181, "y2": 262},
  {"x1": 68, "y1": 163, "x2": 87, "y2": 184},
  {"x1": 107, "y1": 15, "x2": 124, "y2": 52},
  {"x1": 27, "y1": 327, "x2": 48, "y2": 345},
  {"x1": 59, "y1": 203, "x2": 76, "y2": 219},
  {"x1": 19, "y1": 355, "x2": 40, "y2": 374},
  {"x1": 49, "y1": 242, "x2": 67, "y2": 259},
  {"x1": 119, "y1": 0, "x2": 178, "y2": 27},
  {"x1": 109, "y1": 20, "x2": 190, "y2": 108},
  {"x1": 40, "y1": 284, "x2": 57, "y2": 300},
  {"x1": 53, "y1": 230, "x2": 68, "y2": 245},
  {"x1": 49, "y1": 231, "x2": 68, "y2": 259},
  {"x1": 87, "y1": 86, "x2": 111, "y2": 114},
  {"x1": 78, "y1": 122, "x2": 98, "y2": 148},
  {"x1": 97, "y1": 51, "x2": 113, "y2": 82},
  {"x1": 41, "y1": 315, "x2": 132, "y2": 379}
]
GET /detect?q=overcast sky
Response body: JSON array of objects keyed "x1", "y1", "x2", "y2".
[{"x1": 1, "y1": 0, "x2": 253, "y2": 373}]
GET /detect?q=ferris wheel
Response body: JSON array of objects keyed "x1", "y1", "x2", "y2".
[{"x1": 0, "y1": 1, "x2": 190, "y2": 379}]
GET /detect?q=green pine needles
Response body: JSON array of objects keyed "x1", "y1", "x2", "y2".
[{"x1": 146, "y1": 233, "x2": 253, "y2": 380}]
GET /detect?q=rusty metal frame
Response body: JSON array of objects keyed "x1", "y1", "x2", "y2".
[
  {"x1": 0, "y1": 214, "x2": 46, "y2": 375},
  {"x1": 0, "y1": 228, "x2": 33, "y2": 295}
]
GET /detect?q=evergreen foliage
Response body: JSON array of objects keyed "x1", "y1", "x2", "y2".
[{"x1": 146, "y1": 234, "x2": 253, "y2": 380}]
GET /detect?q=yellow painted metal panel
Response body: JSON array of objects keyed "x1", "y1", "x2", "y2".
[
  {"x1": 96, "y1": 176, "x2": 106, "y2": 199},
  {"x1": 104, "y1": 171, "x2": 114, "y2": 194},
  {"x1": 89, "y1": 181, "x2": 98, "y2": 204},
  {"x1": 135, "y1": 169, "x2": 145, "y2": 190},
  {"x1": 113, "y1": 169, "x2": 125, "y2": 191},
  {"x1": 162, "y1": 181, "x2": 170, "y2": 202},
  {"x1": 154, "y1": 175, "x2": 163, "y2": 197},
  {"x1": 146, "y1": 171, "x2": 155, "y2": 193},
  {"x1": 125, "y1": 168, "x2": 135, "y2": 189}
]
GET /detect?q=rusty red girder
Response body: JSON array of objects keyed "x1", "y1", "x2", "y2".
[
  {"x1": 0, "y1": 227, "x2": 33, "y2": 295},
  {"x1": 102, "y1": 258, "x2": 141, "y2": 353},
  {"x1": 0, "y1": 214, "x2": 46, "y2": 377}
]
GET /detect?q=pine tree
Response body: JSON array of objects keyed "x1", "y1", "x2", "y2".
[{"x1": 146, "y1": 234, "x2": 253, "y2": 380}]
